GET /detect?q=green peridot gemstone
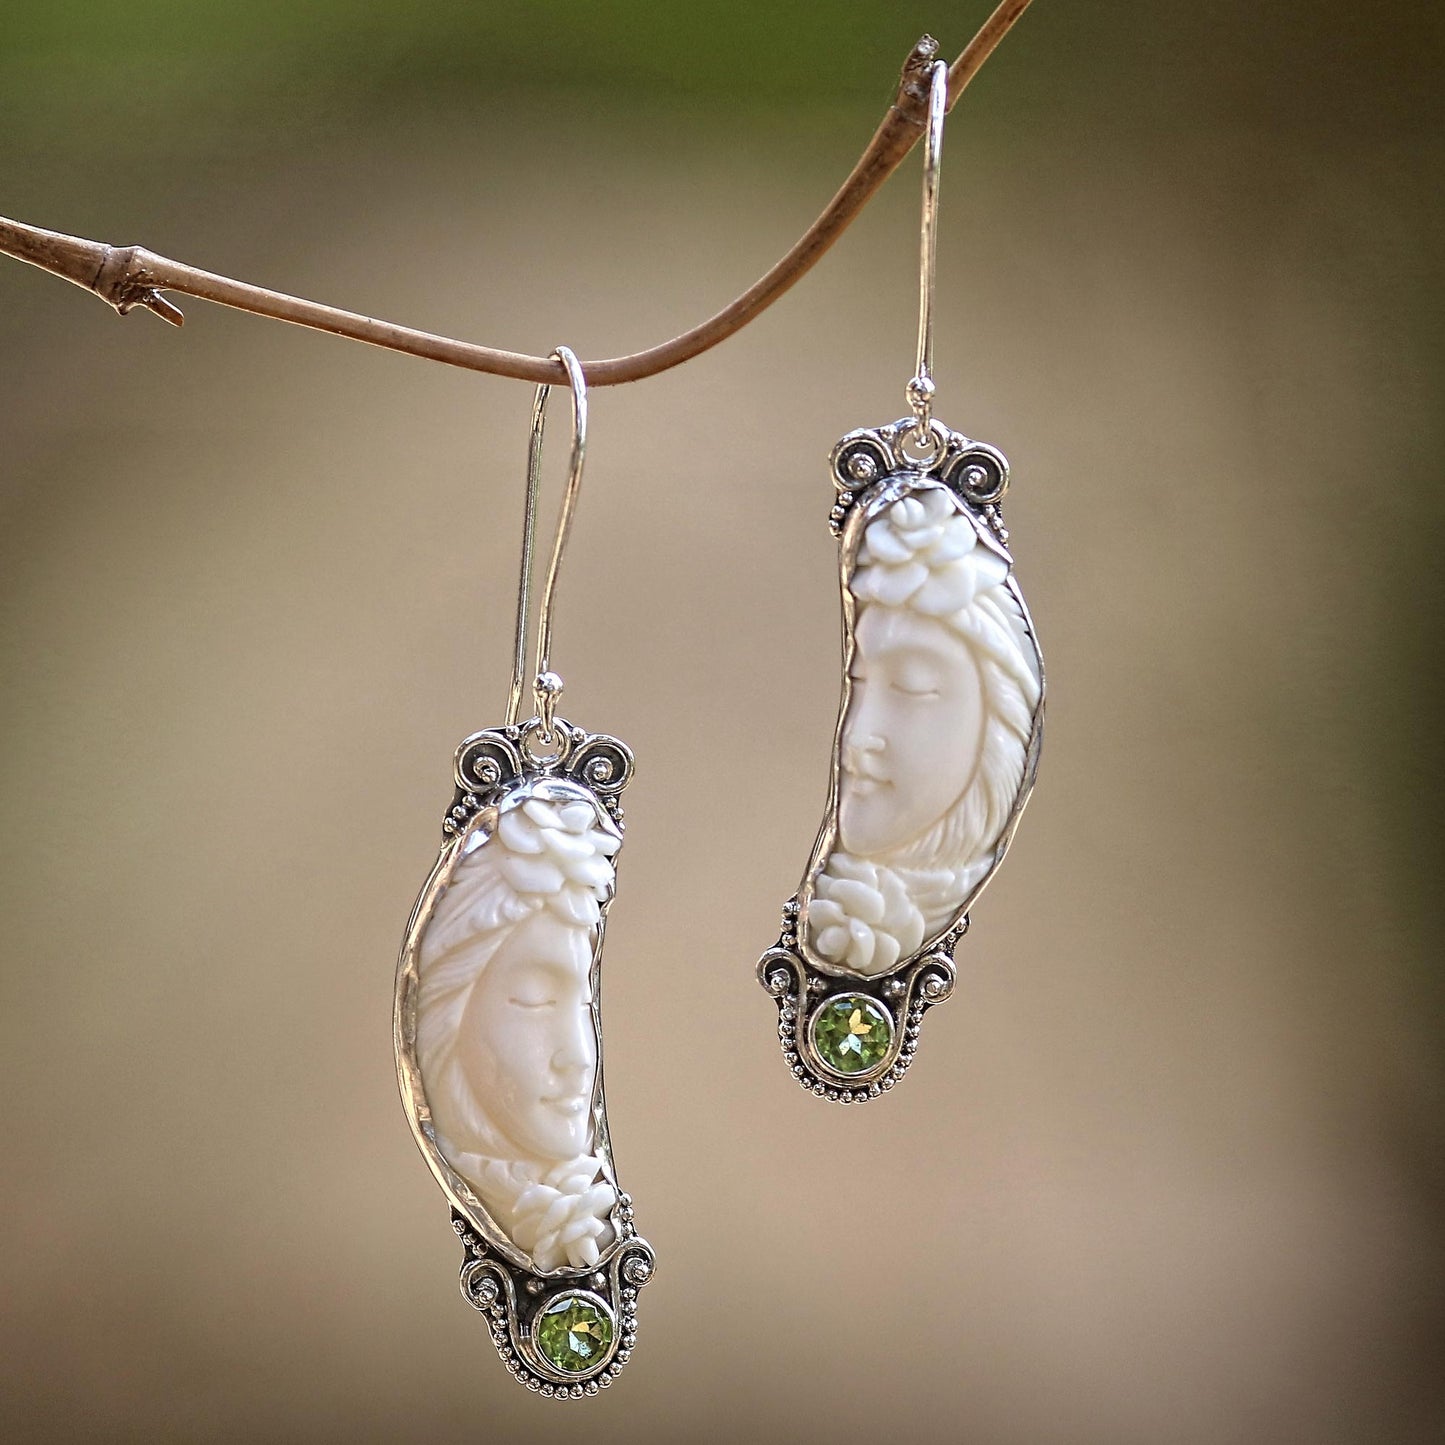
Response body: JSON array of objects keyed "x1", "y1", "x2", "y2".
[
  {"x1": 535, "y1": 1294, "x2": 614, "y2": 1375},
  {"x1": 811, "y1": 994, "x2": 893, "y2": 1075}
]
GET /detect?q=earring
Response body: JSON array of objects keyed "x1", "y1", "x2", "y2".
[
  {"x1": 395, "y1": 348, "x2": 653, "y2": 1396},
  {"x1": 758, "y1": 61, "x2": 1046, "y2": 1102}
]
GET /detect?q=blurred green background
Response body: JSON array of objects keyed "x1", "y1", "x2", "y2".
[{"x1": 2, "y1": 2, "x2": 1442, "y2": 1441}]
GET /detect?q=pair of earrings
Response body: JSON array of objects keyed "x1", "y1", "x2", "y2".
[{"x1": 393, "y1": 62, "x2": 1044, "y2": 1397}]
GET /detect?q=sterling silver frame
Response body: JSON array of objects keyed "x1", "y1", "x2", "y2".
[
  {"x1": 395, "y1": 716, "x2": 654, "y2": 1398},
  {"x1": 757, "y1": 418, "x2": 1045, "y2": 1103}
]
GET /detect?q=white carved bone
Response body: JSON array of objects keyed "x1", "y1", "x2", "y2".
[
  {"x1": 805, "y1": 484, "x2": 1043, "y2": 976},
  {"x1": 413, "y1": 781, "x2": 621, "y2": 1272}
]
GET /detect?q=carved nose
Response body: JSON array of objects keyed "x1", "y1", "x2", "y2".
[
  {"x1": 844, "y1": 735, "x2": 886, "y2": 771},
  {"x1": 551, "y1": 1037, "x2": 589, "y2": 1075}
]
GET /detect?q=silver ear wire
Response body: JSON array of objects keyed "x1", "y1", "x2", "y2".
[
  {"x1": 907, "y1": 59, "x2": 948, "y2": 452},
  {"x1": 506, "y1": 384, "x2": 546, "y2": 728},
  {"x1": 505, "y1": 345, "x2": 589, "y2": 740}
]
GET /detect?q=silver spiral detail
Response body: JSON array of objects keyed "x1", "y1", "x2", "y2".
[{"x1": 567, "y1": 734, "x2": 634, "y2": 796}]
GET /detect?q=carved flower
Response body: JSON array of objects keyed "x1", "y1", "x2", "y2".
[
  {"x1": 853, "y1": 487, "x2": 1007, "y2": 617},
  {"x1": 508, "y1": 1155, "x2": 618, "y2": 1273},
  {"x1": 494, "y1": 795, "x2": 621, "y2": 926},
  {"x1": 808, "y1": 854, "x2": 926, "y2": 975}
]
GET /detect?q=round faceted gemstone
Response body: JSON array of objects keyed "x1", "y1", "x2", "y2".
[
  {"x1": 535, "y1": 1293, "x2": 614, "y2": 1375},
  {"x1": 810, "y1": 994, "x2": 893, "y2": 1075}
]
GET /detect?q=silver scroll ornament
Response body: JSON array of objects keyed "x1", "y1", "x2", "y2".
[
  {"x1": 396, "y1": 717, "x2": 654, "y2": 1397},
  {"x1": 758, "y1": 418, "x2": 1045, "y2": 1101}
]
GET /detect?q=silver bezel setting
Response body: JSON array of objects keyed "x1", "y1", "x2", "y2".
[
  {"x1": 758, "y1": 419, "x2": 1045, "y2": 1101},
  {"x1": 804, "y1": 991, "x2": 898, "y2": 1084},
  {"x1": 396, "y1": 716, "x2": 654, "y2": 1393}
]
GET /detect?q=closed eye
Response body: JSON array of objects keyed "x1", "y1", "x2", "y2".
[
  {"x1": 891, "y1": 680, "x2": 941, "y2": 698},
  {"x1": 508, "y1": 997, "x2": 556, "y2": 1010}
]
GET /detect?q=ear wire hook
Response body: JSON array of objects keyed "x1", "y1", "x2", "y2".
[
  {"x1": 906, "y1": 59, "x2": 948, "y2": 450},
  {"x1": 504, "y1": 345, "x2": 589, "y2": 742},
  {"x1": 505, "y1": 384, "x2": 547, "y2": 728}
]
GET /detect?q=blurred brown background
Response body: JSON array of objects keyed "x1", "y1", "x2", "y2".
[{"x1": 2, "y1": 2, "x2": 1442, "y2": 1441}]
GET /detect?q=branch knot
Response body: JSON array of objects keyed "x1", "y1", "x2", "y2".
[{"x1": 94, "y1": 245, "x2": 185, "y2": 326}]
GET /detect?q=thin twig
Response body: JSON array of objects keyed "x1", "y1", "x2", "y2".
[{"x1": 0, "y1": 2, "x2": 1032, "y2": 387}]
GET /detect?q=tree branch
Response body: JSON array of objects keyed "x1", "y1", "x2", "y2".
[{"x1": 0, "y1": 2, "x2": 1032, "y2": 387}]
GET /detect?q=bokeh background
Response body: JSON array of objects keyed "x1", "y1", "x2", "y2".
[{"x1": 2, "y1": 2, "x2": 1442, "y2": 1441}]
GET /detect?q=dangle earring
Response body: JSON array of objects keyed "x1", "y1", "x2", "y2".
[
  {"x1": 757, "y1": 62, "x2": 1045, "y2": 1102},
  {"x1": 395, "y1": 349, "x2": 653, "y2": 1396}
]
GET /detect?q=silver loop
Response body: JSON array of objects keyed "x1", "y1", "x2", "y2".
[
  {"x1": 908, "y1": 59, "x2": 947, "y2": 440},
  {"x1": 519, "y1": 716, "x2": 569, "y2": 767},
  {"x1": 899, "y1": 417, "x2": 948, "y2": 467},
  {"x1": 503, "y1": 346, "x2": 589, "y2": 729}
]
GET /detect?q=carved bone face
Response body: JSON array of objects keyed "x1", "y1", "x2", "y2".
[
  {"x1": 803, "y1": 480, "x2": 1043, "y2": 977},
  {"x1": 416, "y1": 781, "x2": 618, "y2": 1187},
  {"x1": 452, "y1": 892, "x2": 598, "y2": 1164},
  {"x1": 839, "y1": 603, "x2": 984, "y2": 856}
]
